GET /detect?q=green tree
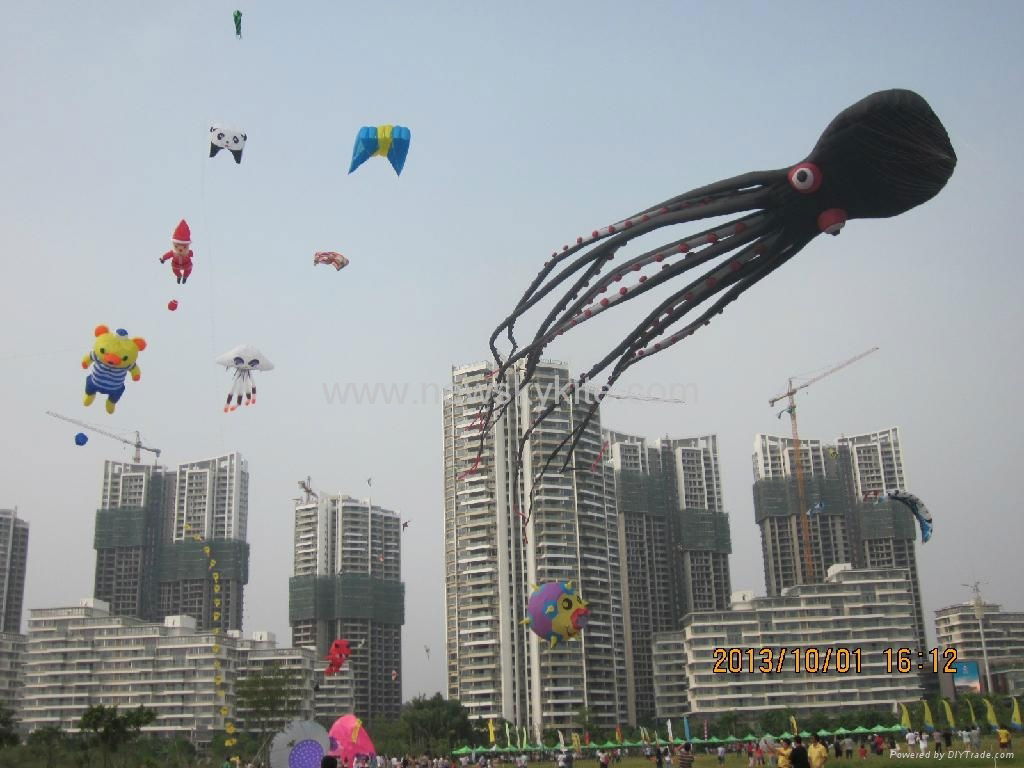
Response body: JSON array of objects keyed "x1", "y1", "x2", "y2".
[
  {"x1": 27, "y1": 725, "x2": 66, "y2": 768},
  {"x1": 235, "y1": 664, "x2": 304, "y2": 745},
  {"x1": 0, "y1": 703, "x2": 19, "y2": 749},
  {"x1": 712, "y1": 712, "x2": 739, "y2": 739},
  {"x1": 79, "y1": 705, "x2": 156, "y2": 768},
  {"x1": 757, "y1": 709, "x2": 792, "y2": 736},
  {"x1": 398, "y1": 693, "x2": 477, "y2": 755}
]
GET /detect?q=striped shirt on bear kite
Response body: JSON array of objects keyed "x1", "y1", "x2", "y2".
[{"x1": 89, "y1": 351, "x2": 135, "y2": 391}]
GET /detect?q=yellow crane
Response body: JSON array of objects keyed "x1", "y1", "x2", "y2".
[
  {"x1": 768, "y1": 346, "x2": 879, "y2": 584},
  {"x1": 46, "y1": 410, "x2": 161, "y2": 463}
]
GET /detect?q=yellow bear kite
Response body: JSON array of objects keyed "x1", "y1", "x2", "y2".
[{"x1": 81, "y1": 325, "x2": 146, "y2": 414}]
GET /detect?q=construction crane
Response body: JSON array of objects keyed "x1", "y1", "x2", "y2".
[
  {"x1": 46, "y1": 410, "x2": 161, "y2": 463},
  {"x1": 298, "y1": 476, "x2": 318, "y2": 502},
  {"x1": 768, "y1": 346, "x2": 879, "y2": 584}
]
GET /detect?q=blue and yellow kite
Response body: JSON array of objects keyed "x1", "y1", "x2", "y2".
[{"x1": 348, "y1": 125, "x2": 411, "y2": 176}]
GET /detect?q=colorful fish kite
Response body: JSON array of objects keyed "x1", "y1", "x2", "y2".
[{"x1": 349, "y1": 125, "x2": 411, "y2": 176}]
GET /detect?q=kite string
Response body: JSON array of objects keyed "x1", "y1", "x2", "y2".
[{"x1": 199, "y1": 140, "x2": 226, "y2": 451}]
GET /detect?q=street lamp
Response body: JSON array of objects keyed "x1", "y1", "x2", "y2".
[{"x1": 963, "y1": 582, "x2": 994, "y2": 695}]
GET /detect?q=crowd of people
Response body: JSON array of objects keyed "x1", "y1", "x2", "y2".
[{"x1": 275, "y1": 724, "x2": 1014, "y2": 768}]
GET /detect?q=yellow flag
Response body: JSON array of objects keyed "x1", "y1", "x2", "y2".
[
  {"x1": 942, "y1": 699, "x2": 956, "y2": 729},
  {"x1": 790, "y1": 716, "x2": 799, "y2": 734},
  {"x1": 922, "y1": 701, "x2": 935, "y2": 732},
  {"x1": 488, "y1": 719, "x2": 496, "y2": 744},
  {"x1": 352, "y1": 718, "x2": 362, "y2": 742},
  {"x1": 967, "y1": 699, "x2": 977, "y2": 725},
  {"x1": 1011, "y1": 698, "x2": 1022, "y2": 730},
  {"x1": 984, "y1": 699, "x2": 999, "y2": 727},
  {"x1": 900, "y1": 703, "x2": 912, "y2": 729}
]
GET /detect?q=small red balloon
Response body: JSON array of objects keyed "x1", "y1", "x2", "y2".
[{"x1": 168, "y1": 300, "x2": 178, "y2": 311}]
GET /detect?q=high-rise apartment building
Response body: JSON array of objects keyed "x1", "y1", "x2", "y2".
[
  {"x1": 602, "y1": 431, "x2": 731, "y2": 724},
  {"x1": 0, "y1": 509, "x2": 29, "y2": 633},
  {"x1": 289, "y1": 492, "x2": 403, "y2": 720},
  {"x1": 0, "y1": 632, "x2": 25, "y2": 711},
  {"x1": 444, "y1": 361, "x2": 627, "y2": 737},
  {"x1": 93, "y1": 454, "x2": 250, "y2": 631},
  {"x1": 935, "y1": 602, "x2": 1024, "y2": 695},
  {"x1": 658, "y1": 436, "x2": 731, "y2": 615},
  {"x1": 752, "y1": 428, "x2": 928, "y2": 680},
  {"x1": 94, "y1": 462, "x2": 175, "y2": 621}
]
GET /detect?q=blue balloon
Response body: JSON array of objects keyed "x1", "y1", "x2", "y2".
[{"x1": 74, "y1": 432, "x2": 88, "y2": 446}]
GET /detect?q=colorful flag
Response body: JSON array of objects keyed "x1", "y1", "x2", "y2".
[
  {"x1": 922, "y1": 700, "x2": 935, "y2": 732},
  {"x1": 352, "y1": 719, "x2": 362, "y2": 743},
  {"x1": 616, "y1": 725, "x2": 623, "y2": 744},
  {"x1": 506, "y1": 722, "x2": 512, "y2": 748},
  {"x1": 558, "y1": 731, "x2": 565, "y2": 749},
  {"x1": 703, "y1": 719, "x2": 709, "y2": 740},
  {"x1": 900, "y1": 703, "x2": 912, "y2": 730},
  {"x1": 667, "y1": 720, "x2": 674, "y2": 742},
  {"x1": 488, "y1": 719, "x2": 496, "y2": 744},
  {"x1": 521, "y1": 726, "x2": 527, "y2": 749},
  {"x1": 585, "y1": 732, "x2": 591, "y2": 746},
  {"x1": 984, "y1": 699, "x2": 999, "y2": 728},
  {"x1": 572, "y1": 733, "x2": 582, "y2": 753},
  {"x1": 966, "y1": 699, "x2": 977, "y2": 725},
  {"x1": 790, "y1": 716, "x2": 799, "y2": 735},
  {"x1": 684, "y1": 717, "x2": 692, "y2": 742},
  {"x1": 942, "y1": 699, "x2": 956, "y2": 729},
  {"x1": 1011, "y1": 698, "x2": 1022, "y2": 731}
]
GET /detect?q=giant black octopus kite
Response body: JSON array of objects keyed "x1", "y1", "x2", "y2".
[{"x1": 469, "y1": 88, "x2": 956, "y2": 526}]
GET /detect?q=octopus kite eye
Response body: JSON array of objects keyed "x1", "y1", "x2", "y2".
[{"x1": 788, "y1": 163, "x2": 822, "y2": 193}]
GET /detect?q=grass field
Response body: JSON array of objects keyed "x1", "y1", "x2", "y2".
[{"x1": 556, "y1": 743, "x2": 1023, "y2": 768}]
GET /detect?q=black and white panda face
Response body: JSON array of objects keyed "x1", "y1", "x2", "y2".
[{"x1": 209, "y1": 124, "x2": 247, "y2": 164}]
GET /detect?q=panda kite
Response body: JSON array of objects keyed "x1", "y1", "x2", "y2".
[{"x1": 209, "y1": 124, "x2": 246, "y2": 164}]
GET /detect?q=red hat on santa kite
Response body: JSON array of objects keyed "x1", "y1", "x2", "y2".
[{"x1": 171, "y1": 219, "x2": 191, "y2": 244}]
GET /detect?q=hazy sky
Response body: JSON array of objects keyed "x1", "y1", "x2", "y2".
[{"x1": 2, "y1": 1, "x2": 1022, "y2": 701}]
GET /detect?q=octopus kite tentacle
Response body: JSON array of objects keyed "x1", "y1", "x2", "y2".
[{"x1": 465, "y1": 89, "x2": 955, "y2": 538}]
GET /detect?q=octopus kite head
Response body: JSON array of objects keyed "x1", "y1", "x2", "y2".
[{"x1": 779, "y1": 88, "x2": 957, "y2": 238}]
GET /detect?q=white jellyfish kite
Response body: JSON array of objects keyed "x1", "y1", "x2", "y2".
[{"x1": 216, "y1": 344, "x2": 273, "y2": 412}]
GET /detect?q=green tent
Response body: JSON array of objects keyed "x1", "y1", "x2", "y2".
[
  {"x1": 741, "y1": 734, "x2": 758, "y2": 741},
  {"x1": 599, "y1": 741, "x2": 618, "y2": 749},
  {"x1": 851, "y1": 727, "x2": 871, "y2": 735},
  {"x1": 870, "y1": 725, "x2": 888, "y2": 733},
  {"x1": 724, "y1": 736, "x2": 739, "y2": 743},
  {"x1": 624, "y1": 741, "x2": 643, "y2": 748},
  {"x1": 706, "y1": 736, "x2": 722, "y2": 743},
  {"x1": 817, "y1": 730, "x2": 832, "y2": 737},
  {"x1": 833, "y1": 727, "x2": 851, "y2": 735},
  {"x1": 761, "y1": 733, "x2": 776, "y2": 740},
  {"x1": 778, "y1": 732, "x2": 794, "y2": 739},
  {"x1": 890, "y1": 724, "x2": 907, "y2": 732},
  {"x1": 452, "y1": 747, "x2": 472, "y2": 756}
]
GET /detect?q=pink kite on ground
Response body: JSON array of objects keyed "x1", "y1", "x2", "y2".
[{"x1": 328, "y1": 714, "x2": 376, "y2": 766}]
